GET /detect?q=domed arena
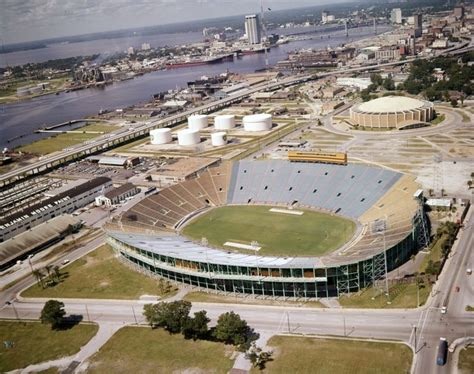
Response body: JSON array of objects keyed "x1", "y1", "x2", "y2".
[
  {"x1": 106, "y1": 160, "x2": 427, "y2": 298},
  {"x1": 350, "y1": 96, "x2": 434, "y2": 129}
]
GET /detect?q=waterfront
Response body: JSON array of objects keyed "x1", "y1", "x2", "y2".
[{"x1": 0, "y1": 25, "x2": 390, "y2": 149}]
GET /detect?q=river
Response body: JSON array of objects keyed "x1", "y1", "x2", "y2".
[{"x1": 0, "y1": 25, "x2": 390, "y2": 149}]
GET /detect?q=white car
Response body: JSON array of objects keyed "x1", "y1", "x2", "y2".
[
  {"x1": 441, "y1": 306, "x2": 447, "y2": 314},
  {"x1": 62, "y1": 259, "x2": 70, "y2": 265},
  {"x1": 467, "y1": 268, "x2": 472, "y2": 275}
]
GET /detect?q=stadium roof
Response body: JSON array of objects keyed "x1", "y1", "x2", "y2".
[
  {"x1": 357, "y1": 96, "x2": 428, "y2": 113},
  {"x1": 110, "y1": 231, "x2": 326, "y2": 268}
]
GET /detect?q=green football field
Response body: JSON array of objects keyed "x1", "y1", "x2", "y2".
[{"x1": 181, "y1": 205, "x2": 356, "y2": 257}]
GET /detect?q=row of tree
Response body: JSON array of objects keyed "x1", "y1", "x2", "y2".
[
  {"x1": 424, "y1": 221, "x2": 460, "y2": 276},
  {"x1": 143, "y1": 300, "x2": 272, "y2": 369},
  {"x1": 32, "y1": 264, "x2": 61, "y2": 289},
  {"x1": 143, "y1": 300, "x2": 256, "y2": 349}
]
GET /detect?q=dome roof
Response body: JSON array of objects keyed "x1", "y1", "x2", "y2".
[{"x1": 357, "y1": 96, "x2": 427, "y2": 113}]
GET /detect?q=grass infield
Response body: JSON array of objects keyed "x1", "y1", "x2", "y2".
[
  {"x1": 182, "y1": 205, "x2": 356, "y2": 257},
  {"x1": 255, "y1": 336, "x2": 412, "y2": 374}
]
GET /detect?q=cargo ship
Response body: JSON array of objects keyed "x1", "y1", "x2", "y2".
[{"x1": 166, "y1": 54, "x2": 234, "y2": 69}]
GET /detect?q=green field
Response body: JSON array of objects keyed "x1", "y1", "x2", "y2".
[
  {"x1": 255, "y1": 336, "x2": 412, "y2": 374},
  {"x1": 17, "y1": 123, "x2": 116, "y2": 155},
  {"x1": 0, "y1": 320, "x2": 98, "y2": 372},
  {"x1": 339, "y1": 282, "x2": 431, "y2": 309},
  {"x1": 182, "y1": 205, "x2": 356, "y2": 257},
  {"x1": 459, "y1": 347, "x2": 474, "y2": 374},
  {"x1": 87, "y1": 326, "x2": 234, "y2": 373},
  {"x1": 22, "y1": 244, "x2": 177, "y2": 299}
]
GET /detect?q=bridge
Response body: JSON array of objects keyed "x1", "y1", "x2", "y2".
[{"x1": 0, "y1": 39, "x2": 471, "y2": 189}]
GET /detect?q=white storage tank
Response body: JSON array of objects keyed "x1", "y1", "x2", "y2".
[
  {"x1": 188, "y1": 114, "x2": 208, "y2": 131},
  {"x1": 150, "y1": 128, "x2": 172, "y2": 145},
  {"x1": 178, "y1": 129, "x2": 200, "y2": 146},
  {"x1": 242, "y1": 113, "x2": 272, "y2": 132},
  {"x1": 211, "y1": 132, "x2": 227, "y2": 147},
  {"x1": 214, "y1": 115, "x2": 236, "y2": 130}
]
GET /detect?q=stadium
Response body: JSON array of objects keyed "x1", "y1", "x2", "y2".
[
  {"x1": 349, "y1": 96, "x2": 434, "y2": 129},
  {"x1": 106, "y1": 160, "x2": 428, "y2": 298}
]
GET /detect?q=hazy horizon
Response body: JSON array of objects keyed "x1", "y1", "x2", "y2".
[{"x1": 1, "y1": 0, "x2": 356, "y2": 45}]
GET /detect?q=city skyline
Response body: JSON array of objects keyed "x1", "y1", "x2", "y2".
[{"x1": 1, "y1": 0, "x2": 352, "y2": 44}]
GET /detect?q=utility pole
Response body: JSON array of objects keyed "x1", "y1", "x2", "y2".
[
  {"x1": 85, "y1": 304, "x2": 91, "y2": 322},
  {"x1": 383, "y1": 228, "x2": 390, "y2": 303},
  {"x1": 132, "y1": 305, "x2": 138, "y2": 325},
  {"x1": 260, "y1": 0, "x2": 269, "y2": 67},
  {"x1": 5, "y1": 301, "x2": 19, "y2": 321},
  {"x1": 286, "y1": 312, "x2": 291, "y2": 333}
]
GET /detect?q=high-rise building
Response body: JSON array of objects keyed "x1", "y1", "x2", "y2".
[
  {"x1": 245, "y1": 14, "x2": 261, "y2": 44},
  {"x1": 413, "y1": 13, "x2": 422, "y2": 37},
  {"x1": 322, "y1": 11, "x2": 329, "y2": 23},
  {"x1": 453, "y1": 5, "x2": 464, "y2": 19},
  {"x1": 390, "y1": 8, "x2": 402, "y2": 24}
]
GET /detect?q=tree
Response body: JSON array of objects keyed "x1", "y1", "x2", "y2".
[
  {"x1": 246, "y1": 342, "x2": 273, "y2": 370},
  {"x1": 53, "y1": 266, "x2": 61, "y2": 282},
  {"x1": 468, "y1": 180, "x2": 472, "y2": 189},
  {"x1": 214, "y1": 311, "x2": 257, "y2": 350},
  {"x1": 40, "y1": 300, "x2": 66, "y2": 329},
  {"x1": 382, "y1": 77, "x2": 395, "y2": 91},
  {"x1": 32, "y1": 269, "x2": 45, "y2": 288},
  {"x1": 182, "y1": 310, "x2": 210, "y2": 340},
  {"x1": 450, "y1": 98, "x2": 458, "y2": 108},
  {"x1": 143, "y1": 301, "x2": 191, "y2": 333}
]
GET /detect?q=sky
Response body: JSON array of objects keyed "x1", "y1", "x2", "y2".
[{"x1": 0, "y1": 0, "x2": 353, "y2": 44}]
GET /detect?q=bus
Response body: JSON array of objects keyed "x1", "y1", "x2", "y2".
[
  {"x1": 288, "y1": 151, "x2": 347, "y2": 165},
  {"x1": 436, "y1": 337, "x2": 448, "y2": 366}
]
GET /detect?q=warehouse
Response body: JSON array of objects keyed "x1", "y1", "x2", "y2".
[{"x1": 0, "y1": 177, "x2": 112, "y2": 242}]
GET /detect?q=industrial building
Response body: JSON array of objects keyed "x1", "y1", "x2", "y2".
[
  {"x1": 107, "y1": 160, "x2": 428, "y2": 298},
  {"x1": 0, "y1": 177, "x2": 112, "y2": 242},
  {"x1": 245, "y1": 14, "x2": 261, "y2": 44},
  {"x1": 95, "y1": 183, "x2": 139, "y2": 207},
  {"x1": 149, "y1": 157, "x2": 220, "y2": 185},
  {"x1": 349, "y1": 96, "x2": 434, "y2": 129}
]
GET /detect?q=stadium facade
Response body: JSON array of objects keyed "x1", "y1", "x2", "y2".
[
  {"x1": 350, "y1": 96, "x2": 434, "y2": 130},
  {"x1": 107, "y1": 160, "x2": 428, "y2": 298}
]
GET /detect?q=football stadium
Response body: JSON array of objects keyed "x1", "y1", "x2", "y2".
[{"x1": 106, "y1": 160, "x2": 428, "y2": 298}]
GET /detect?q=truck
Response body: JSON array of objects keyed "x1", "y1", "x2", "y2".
[{"x1": 436, "y1": 337, "x2": 448, "y2": 366}]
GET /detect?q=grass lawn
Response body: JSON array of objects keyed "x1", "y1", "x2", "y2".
[
  {"x1": 459, "y1": 347, "x2": 474, "y2": 374},
  {"x1": 419, "y1": 233, "x2": 446, "y2": 274},
  {"x1": 87, "y1": 326, "x2": 235, "y2": 374},
  {"x1": 184, "y1": 291, "x2": 324, "y2": 308},
  {"x1": 182, "y1": 206, "x2": 355, "y2": 257},
  {"x1": 256, "y1": 336, "x2": 412, "y2": 374},
  {"x1": 22, "y1": 244, "x2": 177, "y2": 299},
  {"x1": 339, "y1": 282, "x2": 431, "y2": 309},
  {"x1": 0, "y1": 320, "x2": 98, "y2": 372},
  {"x1": 431, "y1": 114, "x2": 446, "y2": 125},
  {"x1": 17, "y1": 123, "x2": 116, "y2": 155}
]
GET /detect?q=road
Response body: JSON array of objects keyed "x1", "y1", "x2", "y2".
[{"x1": 1, "y1": 207, "x2": 472, "y2": 373}]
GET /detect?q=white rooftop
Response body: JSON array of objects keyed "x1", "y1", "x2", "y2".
[{"x1": 357, "y1": 96, "x2": 427, "y2": 113}]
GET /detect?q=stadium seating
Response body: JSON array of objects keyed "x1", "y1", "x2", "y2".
[{"x1": 114, "y1": 159, "x2": 418, "y2": 265}]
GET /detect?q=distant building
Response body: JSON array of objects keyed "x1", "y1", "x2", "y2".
[
  {"x1": 95, "y1": 183, "x2": 139, "y2": 207},
  {"x1": 127, "y1": 47, "x2": 135, "y2": 55},
  {"x1": 453, "y1": 5, "x2": 464, "y2": 20},
  {"x1": 391, "y1": 8, "x2": 402, "y2": 24},
  {"x1": 414, "y1": 14, "x2": 423, "y2": 37},
  {"x1": 245, "y1": 14, "x2": 261, "y2": 44},
  {"x1": 322, "y1": 11, "x2": 329, "y2": 23},
  {"x1": 375, "y1": 48, "x2": 401, "y2": 61},
  {"x1": 141, "y1": 43, "x2": 151, "y2": 51}
]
